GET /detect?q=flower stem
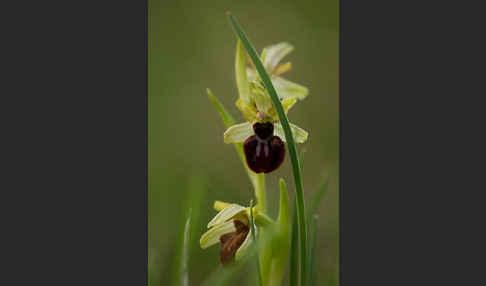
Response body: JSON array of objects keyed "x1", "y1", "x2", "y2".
[
  {"x1": 254, "y1": 172, "x2": 271, "y2": 285},
  {"x1": 254, "y1": 173, "x2": 266, "y2": 212}
]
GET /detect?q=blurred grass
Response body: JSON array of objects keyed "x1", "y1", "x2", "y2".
[{"x1": 149, "y1": 0, "x2": 338, "y2": 285}]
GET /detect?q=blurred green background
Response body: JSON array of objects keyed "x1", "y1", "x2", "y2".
[{"x1": 149, "y1": 0, "x2": 338, "y2": 285}]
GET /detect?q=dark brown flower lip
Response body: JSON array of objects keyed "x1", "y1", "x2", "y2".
[
  {"x1": 244, "y1": 122, "x2": 286, "y2": 174},
  {"x1": 253, "y1": 122, "x2": 274, "y2": 140},
  {"x1": 219, "y1": 220, "x2": 250, "y2": 266}
]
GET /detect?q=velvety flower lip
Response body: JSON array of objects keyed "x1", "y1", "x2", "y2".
[
  {"x1": 219, "y1": 220, "x2": 249, "y2": 265},
  {"x1": 243, "y1": 122, "x2": 286, "y2": 174}
]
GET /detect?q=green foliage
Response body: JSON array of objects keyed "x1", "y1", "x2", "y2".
[
  {"x1": 169, "y1": 175, "x2": 206, "y2": 286},
  {"x1": 308, "y1": 216, "x2": 319, "y2": 286},
  {"x1": 289, "y1": 200, "x2": 299, "y2": 286},
  {"x1": 180, "y1": 209, "x2": 191, "y2": 286},
  {"x1": 308, "y1": 174, "x2": 329, "y2": 223}
]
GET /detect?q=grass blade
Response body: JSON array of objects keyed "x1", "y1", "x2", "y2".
[
  {"x1": 307, "y1": 216, "x2": 318, "y2": 286},
  {"x1": 180, "y1": 209, "x2": 192, "y2": 286},
  {"x1": 289, "y1": 200, "x2": 299, "y2": 286},
  {"x1": 308, "y1": 174, "x2": 329, "y2": 220},
  {"x1": 227, "y1": 12, "x2": 308, "y2": 286},
  {"x1": 299, "y1": 148, "x2": 306, "y2": 173},
  {"x1": 170, "y1": 207, "x2": 192, "y2": 286},
  {"x1": 170, "y1": 175, "x2": 206, "y2": 286}
]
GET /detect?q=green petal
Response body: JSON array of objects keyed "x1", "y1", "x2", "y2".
[
  {"x1": 235, "y1": 225, "x2": 256, "y2": 261},
  {"x1": 246, "y1": 68, "x2": 258, "y2": 82},
  {"x1": 223, "y1": 122, "x2": 253, "y2": 144},
  {"x1": 262, "y1": 42, "x2": 294, "y2": 72},
  {"x1": 207, "y1": 204, "x2": 246, "y2": 228},
  {"x1": 282, "y1": 97, "x2": 297, "y2": 114},
  {"x1": 272, "y1": 76, "x2": 309, "y2": 100},
  {"x1": 251, "y1": 82, "x2": 273, "y2": 113},
  {"x1": 236, "y1": 98, "x2": 258, "y2": 122},
  {"x1": 213, "y1": 200, "x2": 231, "y2": 212},
  {"x1": 200, "y1": 220, "x2": 236, "y2": 249},
  {"x1": 235, "y1": 40, "x2": 251, "y2": 103},
  {"x1": 274, "y1": 122, "x2": 309, "y2": 144},
  {"x1": 274, "y1": 62, "x2": 292, "y2": 76}
]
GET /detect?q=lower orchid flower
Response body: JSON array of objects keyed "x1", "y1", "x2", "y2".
[{"x1": 199, "y1": 202, "x2": 257, "y2": 265}]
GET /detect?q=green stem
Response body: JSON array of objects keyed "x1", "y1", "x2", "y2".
[
  {"x1": 227, "y1": 13, "x2": 308, "y2": 286},
  {"x1": 255, "y1": 173, "x2": 266, "y2": 212},
  {"x1": 249, "y1": 200, "x2": 263, "y2": 286},
  {"x1": 254, "y1": 173, "x2": 270, "y2": 285}
]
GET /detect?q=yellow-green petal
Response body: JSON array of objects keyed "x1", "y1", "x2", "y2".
[
  {"x1": 213, "y1": 200, "x2": 231, "y2": 212},
  {"x1": 236, "y1": 98, "x2": 258, "y2": 122},
  {"x1": 274, "y1": 122, "x2": 309, "y2": 144},
  {"x1": 207, "y1": 204, "x2": 246, "y2": 228},
  {"x1": 272, "y1": 76, "x2": 309, "y2": 100},
  {"x1": 273, "y1": 62, "x2": 292, "y2": 76},
  {"x1": 223, "y1": 122, "x2": 253, "y2": 144},
  {"x1": 252, "y1": 86, "x2": 273, "y2": 113},
  {"x1": 200, "y1": 220, "x2": 236, "y2": 249},
  {"x1": 282, "y1": 97, "x2": 297, "y2": 114},
  {"x1": 246, "y1": 68, "x2": 258, "y2": 82},
  {"x1": 269, "y1": 98, "x2": 296, "y2": 121},
  {"x1": 263, "y1": 42, "x2": 294, "y2": 73}
]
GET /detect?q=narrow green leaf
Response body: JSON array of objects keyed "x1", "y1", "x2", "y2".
[
  {"x1": 180, "y1": 208, "x2": 191, "y2": 286},
  {"x1": 299, "y1": 147, "x2": 307, "y2": 173},
  {"x1": 227, "y1": 12, "x2": 308, "y2": 286},
  {"x1": 187, "y1": 175, "x2": 206, "y2": 258},
  {"x1": 307, "y1": 216, "x2": 318, "y2": 286},
  {"x1": 289, "y1": 200, "x2": 299, "y2": 286},
  {"x1": 206, "y1": 88, "x2": 236, "y2": 127},
  {"x1": 249, "y1": 200, "x2": 263, "y2": 286},
  {"x1": 206, "y1": 88, "x2": 258, "y2": 191},
  {"x1": 170, "y1": 175, "x2": 206, "y2": 286},
  {"x1": 308, "y1": 174, "x2": 329, "y2": 220},
  {"x1": 268, "y1": 178, "x2": 292, "y2": 286},
  {"x1": 277, "y1": 178, "x2": 291, "y2": 229}
]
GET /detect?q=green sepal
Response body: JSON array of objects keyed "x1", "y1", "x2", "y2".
[
  {"x1": 206, "y1": 88, "x2": 236, "y2": 127},
  {"x1": 235, "y1": 39, "x2": 251, "y2": 104}
]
